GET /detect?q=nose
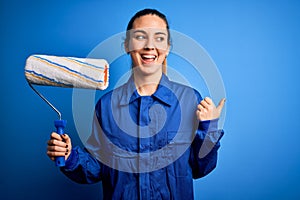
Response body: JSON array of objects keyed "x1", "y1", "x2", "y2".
[{"x1": 144, "y1": 38, "x2": 155, "y2": 50}]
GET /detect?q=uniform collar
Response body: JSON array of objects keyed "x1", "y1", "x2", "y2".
[{"x1": 119, "y1": 74, "x2": 173, "y2": 106}]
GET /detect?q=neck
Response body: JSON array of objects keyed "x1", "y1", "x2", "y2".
[{"x1": 133, "y1": 72, "x2": 162, "y2": 96}]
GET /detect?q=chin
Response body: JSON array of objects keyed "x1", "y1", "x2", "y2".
[{"x1": 133, "y1": 64, "x2": 162, "y2": 76}]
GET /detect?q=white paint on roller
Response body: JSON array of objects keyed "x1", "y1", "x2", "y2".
[{"x1": 25, "y1": 54, "x2": 109, "y2": 90}]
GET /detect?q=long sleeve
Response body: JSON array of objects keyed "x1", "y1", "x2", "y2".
[
  {"x1": 59, "y1": 93, "x2": 113, "y2": 184},
  {"x1": 189, "y1": 119, "x2": 224, "y2": 179},
  {"x1": 60, "y1": 146, "x2": 103, "y2": 184}
]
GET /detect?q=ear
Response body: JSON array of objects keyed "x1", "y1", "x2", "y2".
[
  {"x1": 124, "y1": 40, "x2": 130, "y2": 54},
  {"x1": 165, "y1": 44, "x2": 171, "y2": 57}
]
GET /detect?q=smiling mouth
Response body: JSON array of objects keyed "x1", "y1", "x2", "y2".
[{"x1": 141, "y1": 54, "x2": 157, "y2": 64}]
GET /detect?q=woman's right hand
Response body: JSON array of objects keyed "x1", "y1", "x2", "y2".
[{"x1": 47, "y1": 132, "x2": 72, "y2": 161}]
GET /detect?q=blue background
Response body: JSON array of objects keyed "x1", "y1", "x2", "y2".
[{"x1": 1, "y1": 0, "x2": 300, "y2": 199}]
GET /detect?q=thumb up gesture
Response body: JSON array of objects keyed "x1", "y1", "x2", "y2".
[{"x1": 196, "y1": 97, "x2": 226, "y2": 121}]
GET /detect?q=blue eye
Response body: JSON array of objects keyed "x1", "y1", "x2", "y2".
[
  {"x1": 156, "y1": 37, "x2": 165, "y2": 42},
  {"x1": 135, "y1": 35, "x2": 146, "y2": 40}
]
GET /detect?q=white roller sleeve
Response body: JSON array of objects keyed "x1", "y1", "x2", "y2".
[{"x1": 25, "y1": 55, "x2": 109, "y2": 90}]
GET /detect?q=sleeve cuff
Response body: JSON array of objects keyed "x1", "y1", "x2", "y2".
[
  {"x1": 198, "y1": 118, "x2": 219, "y2": 132},
  {"x1": 62, "y1": 147, "x2": 79, "y2": 170}
]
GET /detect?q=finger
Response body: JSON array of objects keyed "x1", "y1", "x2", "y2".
[
  {"x1": 47, "y1": 145, "x2": 69, "y2": 152},
  {"x1": 61, "y1": 134, "x2": 72, "y2": 160},
  {"x1": 47, "y1": 150, "x2": 68, "y2": 157},
  {"x1": 50, "y1": 132, "x2": 63, "y2": 141},
  {"x1": 197, "y1": 104, "x2": 205, "y2": 111},
  {"x1": 200, "y1": 100, "x2": 210, "y2": 108},
  {"x1": 204, "y1": 97, "x2": 213, "y2": 105},
  {"x1": 217, "y1": 98, "x2": 226, "y2": 112},
  {"x1": 197, "y1": 104, "x2": 208, "y2": 114},
  {"x1": 196, "y1": 109, "x2": 205, "y2": 119},
  {"x1": 47, "y1": 139, "x2": 68, "y2": 147},
  {"x1": 61, "y1": 134, "x2": 71, "y2": 145}
]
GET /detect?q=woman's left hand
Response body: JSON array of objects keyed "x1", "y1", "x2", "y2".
[{"x1": 196, "y1": 97, "x2": 226, "y2": 121}]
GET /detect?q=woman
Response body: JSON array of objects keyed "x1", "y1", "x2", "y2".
[{"x1": 47, "y1": 8, "x2": 225, "y2": 199}]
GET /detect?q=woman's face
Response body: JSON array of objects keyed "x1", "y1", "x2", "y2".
[{"x1": 126, "y1": 14, "x2": 170, "y2": 76}]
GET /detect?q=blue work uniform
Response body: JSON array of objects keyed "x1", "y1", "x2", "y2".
[{"x1": 61, "y1": 74, "x2": 224, "y2": 200}]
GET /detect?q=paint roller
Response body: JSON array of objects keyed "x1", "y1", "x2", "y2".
[{"x1": 25, "y1": 54, "x2": 109, "y2": 167}]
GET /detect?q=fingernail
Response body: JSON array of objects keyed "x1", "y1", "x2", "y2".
[
  {"x1": 66, "y1": 145, "x2": 68, "y2": 148},
  {"x1": 66, "y1": 149, "x2": 69, "y2": 153},
  {"x1": 65, "y1": 152, "x2": 68, "y2": 155}
]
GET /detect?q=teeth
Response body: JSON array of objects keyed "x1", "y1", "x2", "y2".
[{"x1": 142, "y1": 55, "x2": 156, "y2": 59}]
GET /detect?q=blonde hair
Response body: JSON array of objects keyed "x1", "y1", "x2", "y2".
[{"x1": 163, "y1": 58, "x2": 167, "y2": 74}]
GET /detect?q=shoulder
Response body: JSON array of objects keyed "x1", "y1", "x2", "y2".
[
  {"x1": 95, "y1": 80, "x2": 130, "y2": 109},
  {"x1": 166, "y1": 78, "x2": 203, "y2": 102}
]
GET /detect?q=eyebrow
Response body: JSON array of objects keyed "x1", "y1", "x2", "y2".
[
  {"x1": 155, "y1": 32, "x2": 167, "y2": 36},
  {"x1": 133, "y1": 29, "x2": 167, "y2": 36},
  {"x1": 133, "y1": 30, "x2": 147, "y2": 34}
]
